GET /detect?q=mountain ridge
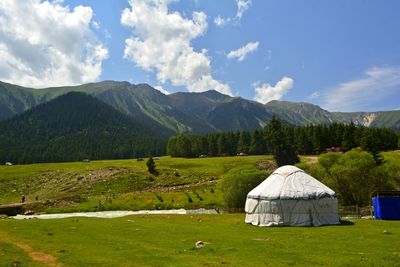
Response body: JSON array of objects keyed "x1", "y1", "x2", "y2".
[{"x1": 1, "y1": 80, "x2": 399, "y2": 133}]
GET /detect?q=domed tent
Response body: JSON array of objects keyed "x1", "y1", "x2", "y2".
[{"x1": 245, "y1": 165, "x2": 339, "y2": 226}]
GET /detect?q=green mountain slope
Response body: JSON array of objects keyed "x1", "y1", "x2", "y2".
[
  {"x1": 265, "y1": 100, "x2": 400, "y2": 131},
  {"x1": 332, "y1": 111, "x2": 400, "y2": 130},
  {"x1": 265, "y1": 100, "x2": 334, "y2": 125},
  {"x1": 1, "y1": 80, "x2": 399, "y2": 133},
  {"x1": 207, "y1": 97, "x2": 272, "y2": 131},
  {"x1": 0, "y1": 92, "x2": 165, "y2": 164}
]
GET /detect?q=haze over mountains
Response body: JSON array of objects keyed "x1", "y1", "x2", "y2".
[{"x1": 1, "y1": 80, "x2": 399, "y2": 135}]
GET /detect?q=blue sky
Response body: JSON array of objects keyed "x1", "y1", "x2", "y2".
[{"x1": 0, "y1": 0, "x2": 399, "y2": 112}]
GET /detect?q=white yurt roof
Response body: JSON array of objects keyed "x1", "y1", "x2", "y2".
[{"x1": 247, "y1": 165, "x2": 336, "y2": 200}]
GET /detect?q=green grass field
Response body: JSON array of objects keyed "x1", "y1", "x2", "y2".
[
  {"x1": 0, "y1": 215, "x2": 399, "y2": 266},
  {"x1": 1, "y1": 152, "x2": 400, "y2": 266},
  {"x1": 1, "y1": 152, "x2": 399, "y2": 213},
  {"x1": 383, "y1": 150, "x2": 400, "y2": 165},
  {"x1": 0, "y1": 155, "x2": 274, "y2": 212}
]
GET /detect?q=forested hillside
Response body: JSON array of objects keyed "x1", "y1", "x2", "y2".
[
  {"x1": 0, "y1": 92, "x2": 165, "y2": 164},
  {"x1": 1, "y1": 80, "x2": 400, "y2": 133},
  {"x1": 167, "y1": 122, "x2": 398, "y2": 158}
]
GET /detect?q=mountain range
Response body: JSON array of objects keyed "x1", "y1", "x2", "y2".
[
  {"x1": 0, "y1": 92, "x2": 165, "y2": 163},
  {"x1": 1, "y1": 80, "x2": 399, "y2": 134}
]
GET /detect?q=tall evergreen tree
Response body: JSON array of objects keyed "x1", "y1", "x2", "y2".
[
  {"x1": 207, "y1": 134, "x2": 218, "y2": 157},
  {"x1": 341, "y1": 121, "x2": 357, "y2": 151},
  {"x1": 249, "y1": 129, "x2": 267, "y2": 155},
  {"x1": 176, "y1": 134, "x2": 192, "y2": 157},
  {"x1": 237, "y1": 131, "x2": 251, "y2": 154},
  {"x1": 217, "y1": 133, "x2": 228, "y2": 156},
  {"x1": 265, "y1": 116, "x2": 299, "y2": 166},
  {"x1": 360, "y1": 129, "x2": 384, "y2": 165},
  {"x1": 146, "y1": 156, "x2": 156, "y2": 173},
  {"x1": 167, "y1": 136, "x2": 178, "y2": 156}
]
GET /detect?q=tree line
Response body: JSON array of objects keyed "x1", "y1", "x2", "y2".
[{"x1": 167, "y1": 117, "x2": 399, "y2": 159}]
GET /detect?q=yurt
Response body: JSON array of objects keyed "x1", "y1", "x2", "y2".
[{"x1": 245, "y1": 165, "x2": 339, "y2": 226}]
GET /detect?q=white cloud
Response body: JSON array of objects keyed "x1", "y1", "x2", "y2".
[
  {"x1": 214, "y1": 15, "x2": 226, "y2": 26},
  {"x1": 154, "y1": 85, "x2": 171, "y2": 95},
  {"x1": 121, "y1": 0, "x2": 231, "y2": 95},
  {"x1": 227, "y1": 41, "x2": 259, "y2": 62},
  {"x1": 236, "y1": 0, "x2": 252, "y2": 19},
  {"x1": 214, "y1": 0, "x2": 251, "y2": 27},
  {"x1": 323, "y1": 66, "x2": 400, "y2": 111},
  {"x1": 92, "y1": 20, "x2": 100, "y2": 29},
  {"x1": 0, "y1": 0, "x2": 108, "y2": 88},
  {"x1": 251, "y1": 80, "x2": 261, "y2": 87},
  {"x1": 308, "y1": 91, "x2": 320, "y2": 100},
  {"x1": 253, "y1": 76, "x2": 294, "y2": 104}
]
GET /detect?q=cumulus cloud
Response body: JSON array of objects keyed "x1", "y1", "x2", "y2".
[
  {"x1": 121, "y1": 0, "x2": 231, "y2": 95},
  {"x1": 253, "y1": 77, "x2": 294, "y2": 104},
  {"x1": 0, "y1": 0, "x2": 108, "y2": 88},
  {"x1": 323, "y1": 66, "x2": 400, "y2": 111},
  {"x1": 214, "y1": 0, "x2": 251, "y2": 27},
  {"x1": 227, "y1": 41, "x2": 259, "y2": 62}
]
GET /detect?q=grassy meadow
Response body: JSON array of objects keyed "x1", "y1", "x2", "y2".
[
  {"x1": 1, "y1": 215, "x2": 400, "y2": 266},
  {"x1": 383, "y1": 150, "x2": 400, "y2": 165},
  {"x1": 0, "y1": 155, "x2": 274, "y2": 212},
  {"x1": 1, "y1": 152, "x2": 400, "y2": 213},
  {"x1": 1, "y1": 152, "x2": 400, "y2": 266}
]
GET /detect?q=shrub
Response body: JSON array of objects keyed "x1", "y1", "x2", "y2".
[
  {"x1": 218, "y1": 166, "x2": 266, "y2": 209},
  {"x1": 307, "y1": 149, "x2": 395, "y2": 206},
  {"x1": 184, "y1": 192, "x2": 193, "y2": 203},
  {"x1": 146, "y1": 157, "x2": 156, "y2": 174}
]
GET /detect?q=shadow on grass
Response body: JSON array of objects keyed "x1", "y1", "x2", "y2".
[
  {"x1": 302, "y1": 220, "x2": 355, "y2": 227},
  {"x1": 337, "y1": 220, "x2": 355, "y2": 226},
  {"x1": 244, "y1": 220, "x2": 355, "y2": 228}
]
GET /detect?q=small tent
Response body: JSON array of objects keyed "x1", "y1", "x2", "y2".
[{"x1": 245, "y1": 165, "x2": 339, "y2": 226}]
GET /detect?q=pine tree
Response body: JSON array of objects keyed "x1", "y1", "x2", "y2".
[
  {"x1": 249, "y1": 129, "x2": 267, "y2": 155},
  {"x1": 146, "y1": 156, "x2": 156, "y2": 173},
  {"x1": 176, "y1": 134, "x2": 192, "y2": 157},
  {"x1": 237, "y1": 131, "x2": 251, "y2": 154},
  {"x1": 265, "y1": 116, "x2": 299, "y2": 166},
  {"x1": 207, "y1": 134, "x2": 218, "y2": 157},
  {"x1": 341, "y1": 122, "x2": 357, "y2": 151},
  {"x1": 217, "y1": 133, "x2": 228, "y2": 156},
  {"x1": 167, "y1": 136, "x2": 178, "y2": 156}
]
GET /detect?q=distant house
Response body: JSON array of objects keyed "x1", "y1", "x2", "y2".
[
  {"x1": 326, "y1": 147, "x2": 343, "y2": 153},
  {"x1": 5, "y1": 162, "x2": 13, "y2": 166}
]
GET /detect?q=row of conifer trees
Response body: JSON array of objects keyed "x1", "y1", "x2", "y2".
[{"x1": 167, "y1": 117, "x2": 398, "y2": 160}]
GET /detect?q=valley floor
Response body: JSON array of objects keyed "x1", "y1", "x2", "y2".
[
  {"x1": 0, "y1": 155, "x2": 274, "y2": 213},
  {"x1": 0, "y1": 215, "x2": 399, "y2": 266}
]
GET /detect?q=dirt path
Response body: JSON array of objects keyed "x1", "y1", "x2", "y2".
[
  {"x1": 0, "y1": 230, "x2": 62, "y2": 266},
  {"x1": 304, "y1": 156, "x2": 319, "y2": 164},
  {"x1": 147, "y1": 180, "x2": 218, "y2": 192}
]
